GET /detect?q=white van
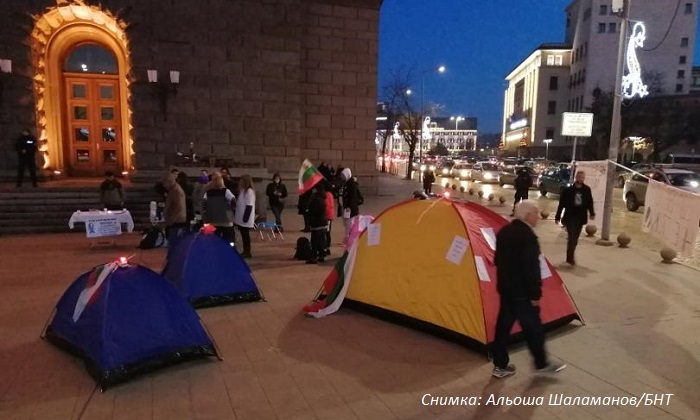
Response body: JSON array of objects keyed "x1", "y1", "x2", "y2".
[{"x1": 662, "y1": 154, "x2": 700, "y2": 172}]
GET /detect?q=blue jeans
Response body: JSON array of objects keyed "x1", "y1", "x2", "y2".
[{"x1": 270, "y1": 205, "x2": 284, "y2": 227}]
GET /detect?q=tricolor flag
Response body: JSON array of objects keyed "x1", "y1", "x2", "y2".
[
  {"x1": 298, "y1": 159, "x2": 325, "y2": 194},
  {"x1": 303, "y1": 240, "x2": 358, "y2": 318},
  {"x1": 72, "y1": 262, "x2": 119, "y2": 323}
]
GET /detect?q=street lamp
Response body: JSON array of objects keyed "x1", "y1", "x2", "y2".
[
  {"x1": 420, "y1": 65, "x2": 446, "y2": 164},
  {"x1": 543, "y1": 138, "x2": 552, "y2": 160},
  {"x1": 450, "y1": 116, "x2": 464, "y2": 130}
]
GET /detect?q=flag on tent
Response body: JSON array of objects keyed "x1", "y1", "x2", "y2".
[
  {"x1": 298, "y1": 159, "x2": 325, "y2": 194},
  {"x1": 303, "y1": 240, "x2": 358, "y2": 318}
]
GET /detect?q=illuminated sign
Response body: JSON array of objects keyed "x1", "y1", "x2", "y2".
[
  {"x1": 509, "y1": 118, "x2": 527, "y2": 130},
  {"x1": 622, "y1": 22, "x2": 649, "y2": 99}
]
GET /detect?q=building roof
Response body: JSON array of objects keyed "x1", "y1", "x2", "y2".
[
  {"x1": 430, "y1": 116, "x2": 478, "y2": 130},
  {"x1": 504, "y1": 43, "x2": 572, "y2": 80}
]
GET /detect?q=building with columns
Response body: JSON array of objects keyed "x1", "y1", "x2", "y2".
[{"x1": 0, "y1": 0, "x2": 382, "y2": 191}]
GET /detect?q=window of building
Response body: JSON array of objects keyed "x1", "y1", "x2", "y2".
[
  {"x1": 598, "y1": 23, "x2": 606, "y2": 33},
  {"x1": 608, "y1": 22, "x2": 616, "y2": 33},
  {"x1": 549, "y1": 76, "x2": 559, "y2": 90},
  {"x1": 680, "y1": 55, "x2": 687, "y2": 64},
  {"x1": 681, "y1": 37, "x2": 689, "y2": 47},
  {"x1": 599, "y1": 4, "x2": 608, "y2": 15},
  {"x1": 548, "y1": 101, "x2": 557, "y2": 115},
  {"x1": 685, "y1": 3, "x2": 693, "y2": 14},
  {"x1": 555, "y1": 55, "x2": 563, "y2": 65},
  {"x1": 676, "y1": 83, "x2": 684, "y2": 92},
  {"x1": 584, "y1": 8, "x2": 592, "y2": 21},
  {"x1": 678, "y1": 70, "x2": 685, "y2": 78},
  {"x1": 546, "y1": 128, "x2": 555, "y2": 139},
  {"x1": 547, "y1": 55, "x2": 555, "y2": 65}
]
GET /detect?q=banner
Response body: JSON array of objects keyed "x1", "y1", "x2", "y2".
[
  {"x1": 85, "y1": 217, "x2": 122, "y2": 238},
  {"x1": 642, "y1": 180, "x2": 700, "y2": 257},
  {"x1": 573, "y1": 160, "x2": 608, "y2": 224}
]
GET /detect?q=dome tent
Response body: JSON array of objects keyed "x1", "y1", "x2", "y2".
[
  {"x1": 43, "y1": 260, "x2": 219, "y2": 390},
  {"x1": 304, "y1": 198, "x2": 583, "y2": 353},
  {"x1": 162, "y1": 230, "x2": 263, "y2": 308}
]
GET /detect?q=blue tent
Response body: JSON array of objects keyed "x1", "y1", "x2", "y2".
[
  {"x1": 162, "y1": 231, "x2": 263, "y2": 308},
  {"x1": 44, "y1": 261, "x2": 219, "y2": 390}
]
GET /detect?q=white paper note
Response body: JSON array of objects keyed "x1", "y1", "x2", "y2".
[
  {"x1": 445, "y1": 236, "x2": 470, "y2": 265},
  {"x1": 358, "y1": 216, "x2": 371, "y2": 231},
  {"x1": 539, "y1": 254, "x2": 552, "y2": 279},
  {"x1": 480, "y1": 227, "x2": 497, "y2": 251},
  {"x1": 474, "y1": 256, "x2": 490, "y2": 282},
  {"x1": 367, "y1": 223, "x2": 381, "y2": 246}
]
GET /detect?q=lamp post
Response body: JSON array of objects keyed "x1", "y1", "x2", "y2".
[
  {"x1": 419, "y1": 65, "x2": 446, "y2": 165},
  {"x1": 543, "y1": 138, "x2": 552, "y2": 160},
  {"x1": 450, "y1": 116, "x2": 464, "y2": 130}
]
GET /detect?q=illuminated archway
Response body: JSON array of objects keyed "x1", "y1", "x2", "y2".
[{"x1": 31, "y1": 1, "x2": 133, "y2": 174}]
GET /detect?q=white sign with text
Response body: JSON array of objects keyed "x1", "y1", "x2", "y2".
[
  {"x1": 561, "y1": 112, "x2": 594, "y2": 137},
  {"x1": 574, "y1": 160, "x2": 608, "y2": 224}
]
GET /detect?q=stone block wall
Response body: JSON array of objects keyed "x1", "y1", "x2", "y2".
[{"x1": 0, "y1": 0, "x2": 381, "y2": 193}]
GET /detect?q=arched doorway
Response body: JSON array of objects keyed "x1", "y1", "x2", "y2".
[
  {"x1": 31, "y1": 4, "x2": 133, "y2": 177},
  {"x1": 63, "y1": 44, "x2": 123, "y2": 176}
]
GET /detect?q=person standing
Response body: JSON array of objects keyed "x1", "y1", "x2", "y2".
[
  {"x1": 15, "y1": 129, "x2": 38, "y2": 188},
  {"x1": 492, "y1": 200, "x2": 567, "y2": 378},
  {"x1": 340, "y1": 168, "x2": 363, "y2": 243},
  {"x1": 324, "y1": 180, "x2": 336, "y2": 257},
  {"x1": 554, "y1": 170, "x2": 595, "y2": 265},
  {"x1": 163, "y1": 173, "x2": 188, "y2": 248},
  {"x1": 176, "y1": 171, "x2": 195, "y2": 224},
  {"x1": 422, "y1": 169, "x2": 435, "y2": 195},
  {"x1": 235, "y1": 174, "x2": 256, "y2": 258},
  {"x1": 512, "y1": 168, "x2": 533, "y2": 216},
  {"x1": 100, "y1": 171, "x2": 125, "y2": 210},
  {"x1": 265, "y1": 173, "x2": 288, "y2": 231},
  {"x1": 305, "y1": 183, "x2": 328, "y2": 264},
  {"x1": 203, "y1": 172, "x2": 236, "y2": 245}
]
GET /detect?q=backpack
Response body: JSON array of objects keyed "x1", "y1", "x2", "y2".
[
  {"x1": 138, "y1": 226, "x2": 166, "y2": 249},
  {"x1": 293, "y1": 237, "x2": 314, "y2": 260}
]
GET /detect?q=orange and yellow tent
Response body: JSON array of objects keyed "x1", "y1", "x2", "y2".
[{"x1": 304, "y1": 198, "x2": 582, "y2": 352}]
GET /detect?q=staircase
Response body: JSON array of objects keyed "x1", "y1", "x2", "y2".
[{"x1": 0, "y1": 185, "x2": 156, "y2": 235}]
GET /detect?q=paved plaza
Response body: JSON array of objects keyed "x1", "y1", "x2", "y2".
[{"x1": 1, "y1": 174, "x2": 699, "y2": 420}]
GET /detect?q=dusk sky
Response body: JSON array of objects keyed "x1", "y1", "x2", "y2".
[{"x1": 378, "y1": 0, "x2": 700, "y2": 134}]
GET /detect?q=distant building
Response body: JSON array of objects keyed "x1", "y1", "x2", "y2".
[
  {"x1": 502, "y1": 0, "x2": 698, "y2": 160},
  {"x1": 691, "y1": 66, "x2": 700, "y2": 92}
]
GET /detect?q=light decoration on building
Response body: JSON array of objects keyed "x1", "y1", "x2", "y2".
[
  {"x1": 422, "y1": 117, "x2": 433, "y2": 141},
  {"x1": 621, "y1": 22, "x2": 649, "y2": 99}
]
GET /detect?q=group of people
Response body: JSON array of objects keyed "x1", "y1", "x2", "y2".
[
  {"x1": 493, "y1": 169, "x2": 594, "y2": 378},
  {"x1": 298, "y1": 162, "x2": 364, "y2": 263}
]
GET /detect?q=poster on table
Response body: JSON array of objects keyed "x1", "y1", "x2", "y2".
[
  {"x1": 573, "y1": 160, "x2": 608, "y2": 225},
  {"x1": 642, "y1": 180, "x2": 700, "y2": 257},
  {"x1": 85, "y1": 217, "x2": 123, "y2": 238}
]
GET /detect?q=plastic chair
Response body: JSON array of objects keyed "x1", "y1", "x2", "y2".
[{"x1": 254, "y1": 221, "x2": 284, "y2": 241}]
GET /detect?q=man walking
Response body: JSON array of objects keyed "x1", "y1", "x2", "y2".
[
  {"x1": 15, "y1": 129, "x2": 38, "y2": 188},
  {"x1": 492, "y1": 200, "x2": 567, "y2": 378},
  {"x1": 555, "y1": 170, "x2": 595, "y2": 265},
  {"x1": 511, "y1": 167, "x2": 532, "y2": 216}
]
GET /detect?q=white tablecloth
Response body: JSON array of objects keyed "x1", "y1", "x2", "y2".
[{"x1": 68, "y1": 210, "x2": 135, "y2": 233}]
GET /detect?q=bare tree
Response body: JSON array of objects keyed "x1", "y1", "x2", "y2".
[{"x1": 377, "y1": 79, "x2": 403, "y2": 173}]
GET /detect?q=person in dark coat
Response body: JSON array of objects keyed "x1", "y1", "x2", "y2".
[
  {"x1": 492, "y1": 200, "x2": 567, "y2": 378},
  {"x1": 14, "y1": 129, "x2": 38, "y2": 188},
  {"x1": 100, "y1": 171, "x2": 125, "y2": 210},
  {"x1": 298, "y1": 190, "x2": 312, "y2": 232},
  {"x1": 340, "y1": 168, "x2": 363, "y2": 243},
  {"x1": 512, "y1": 168, "x2": 533, "y2": 215},
  {"x1": 176, "y1": 171, "x2": 195, "y2": 223},
  {"x1": 265, "y1": 173, "x2": 288, "y2": 230},
  {"x1": 422, "y1": 169, "x2": 435, "y2": 195},
  {"x1": 305, "y1": 182, "x2": 327, "y2": 264},
  {"x1": 554, "y1": 170, "x2": 595, "y2": 265}
]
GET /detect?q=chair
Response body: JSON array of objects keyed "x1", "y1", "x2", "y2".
[{"x1": 253, "y1": 215, "x2": 284, "y2": 241}]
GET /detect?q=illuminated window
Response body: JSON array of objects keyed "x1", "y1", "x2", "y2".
[
  {"x1": 547, "y1": 55, "x2": 555, "y2": 66},
  {"x1": 555, "y1": 55, "x2": 563, "y2": 65}
]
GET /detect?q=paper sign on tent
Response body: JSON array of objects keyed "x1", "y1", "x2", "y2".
[
  {"x1": 474, "y1": 256, "x2": 490, "y2": 282},
  {"x1": 367, "y1": 223, "x2": 381, "y2": 246},
  {"x1": 539, "y1": 254, "x2": 552, "y2": 279},
  {"x1": 445, "y1": 235, "x2": 470, "y2": 265},
  {"x1": 480, "y1": 228, "x2": 497, "y2": 251}
]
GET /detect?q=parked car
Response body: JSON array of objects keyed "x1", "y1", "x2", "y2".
[
  {"x1": 451, "y1": 162, "x2": 473, "y2": 180},
  {"x1": 623, "y1": 168, "x2": 700, "y2": 211},
  {"x1": 471, "y1": 162, "x2": 501, "y2": 183},
  {"x1": 662, "y1": 153, "x2": 700, "y2": 172},
  {"x1": 437, "y1": 159, "x2": 455, "y2": 176},
  {"x1": 500, "y1": 166, "x2": 538, "y2": 188},
  {"x1": 537, "y1": 167, "x2": 572, "y2": 196},
  {"x1": 615, "y1": 163, "x2": 656, "y2": 188}
]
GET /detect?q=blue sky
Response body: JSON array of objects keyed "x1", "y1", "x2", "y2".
[{"x1": 378, "y1": 0, "x2": 700, "y2": 133}]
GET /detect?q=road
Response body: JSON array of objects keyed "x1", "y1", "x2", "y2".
[{"x1": 429, "y1": 174, "x2": 700, "y2": 269}]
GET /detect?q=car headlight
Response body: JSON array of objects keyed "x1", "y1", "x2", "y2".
[
  {"x1": 484, "y1": 173, "x2": 492, "y2": 180},
  {"x1": 420, "y1": 164, "x2": 426, "y2": 171},
  {"x1": 442, "y1": 168, "x2": 449, "y2": 175},
  {"x1": 460, "y1": 170, "x2": 468, "y2": 177},
  {"x1": 429, "y1": 165, "x2": 436, "y2": 171},
  {"x1": 690, "y1": 180, "x2": 699, "y2": 188}
]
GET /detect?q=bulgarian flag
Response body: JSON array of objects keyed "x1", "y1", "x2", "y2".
[
  {"x1": 72, "y1": 262, "x2": 119, "y2": 323},
  {"x1": 298, "y1": 159, "x2": 325, "y2": 194},
  {"x1": 303, "y1": 240, "x2": 358, "y2": 318}
]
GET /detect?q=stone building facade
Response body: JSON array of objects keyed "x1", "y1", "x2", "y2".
[{"x1": 0, "y1": 0, "x2": 381, "y2": 192}]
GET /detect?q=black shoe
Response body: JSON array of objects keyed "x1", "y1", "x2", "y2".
[
  {"x1": 305, "y1": 259, "x2": 317, "y2": 264},
  {"x1": 566, "y1": 258, "x2": 576, "y2": 266},
  {"x1": 318, "y1": 257, "x2": 325, "y2": 263}
]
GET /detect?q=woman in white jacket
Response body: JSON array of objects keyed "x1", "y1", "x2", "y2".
[{"x1": 235, "y1": 174, "x2": 256, "y2": 258}]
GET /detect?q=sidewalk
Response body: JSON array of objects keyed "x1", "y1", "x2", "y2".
[{"x1": 0, "y1": 173, "x2": 698, "y2": 419}]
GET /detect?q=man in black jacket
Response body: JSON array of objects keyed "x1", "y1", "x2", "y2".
[
  {"x1": 555, "y1": 170, "x2": 595, "y2": 265},
  {"x1": 15, "y1": 129, "x2": 38, "y2": 188},
  {"x1": 492, "y1": 200, "x2": 567, "y2": 378},
  {"x1": 511, "y1": 168, "x2": 532, "y2": 216}
]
